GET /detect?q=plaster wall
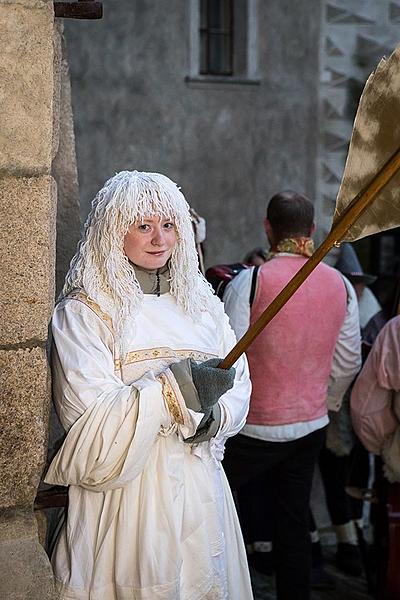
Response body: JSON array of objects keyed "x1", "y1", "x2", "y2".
[{"x1": 65, "y1": 0, "x2": 321, "y2": 265}]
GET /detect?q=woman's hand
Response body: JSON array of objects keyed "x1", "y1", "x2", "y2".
[{"x1": 170, "y1": 358, "x2": 235, "y2": 418}]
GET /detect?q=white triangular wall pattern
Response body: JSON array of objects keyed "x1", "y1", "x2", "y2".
[{"x1": 314, "y1": 1, "x2": 400, "y2": 242}]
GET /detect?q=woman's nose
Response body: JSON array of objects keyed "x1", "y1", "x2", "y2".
[{"x1": 151, "y1": 227, "x2": 165, "y2": 245}]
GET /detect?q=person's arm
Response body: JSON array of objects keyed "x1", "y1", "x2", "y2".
[
  {"x1": 351, "y1": 317, "x2": 400, "y2": 455},
  {"x1": 327, "y1": 276, "x2": 362, "y2": 411},
  {"x1": 381, "y1": 417, "x2": 400, "y2": 482},
  {"x1": 218, "y1": 271, "x2": 253, "y2": 441},
  {"x1": 215, "y1": 310, "x2": 251, "y2": 442},
  {"x1": 45, "y1": 300, "x2": 201, "y2": 492},
  {"x1": 222, "y1": 268, "x2": 253, "y2": 339}
]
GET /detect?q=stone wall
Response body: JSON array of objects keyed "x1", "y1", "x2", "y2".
[
  {"x1": 0, "y1": 1, "x2": 63, "y2": 597},
  {"x1": 52, "y1": 29, "x2": 81, "y2": 296}
]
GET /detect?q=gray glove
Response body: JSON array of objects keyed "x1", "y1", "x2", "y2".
[
  {"x1": 169, "y1": 358, "x2": 236, "y2": 443},
  {"x1": 190, "y1": 358, "x2": 235, "y2": 412},
  {"x1": 170, "y1": 358, "x2": 235, "y2": 415}
]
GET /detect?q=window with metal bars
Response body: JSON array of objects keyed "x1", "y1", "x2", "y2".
[{"x1": 200, "y1": 0, "x2": 234, "y2": 76}]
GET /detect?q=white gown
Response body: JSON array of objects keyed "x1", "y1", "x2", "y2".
[{"x1": 45, "y1": 290, "x2": 253, "y2": 600}]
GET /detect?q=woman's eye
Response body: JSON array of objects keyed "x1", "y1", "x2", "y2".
[
  {"x1": 138, "y1": 224, "x2": 150, "y2": 231},
  {"x1": 164, "y1": 222, "x2": 174, "y2": 229}
]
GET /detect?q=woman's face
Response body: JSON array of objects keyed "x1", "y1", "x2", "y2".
[{"x1": 123, "y1": 216, "x2": 177, "y2": 270}]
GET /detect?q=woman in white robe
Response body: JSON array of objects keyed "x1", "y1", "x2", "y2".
[{"x1": 45, "y1": 171, "x2": 253, "y2": 600}]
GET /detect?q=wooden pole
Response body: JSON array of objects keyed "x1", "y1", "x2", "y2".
[{"x1": 219, "y1": 146, "x2": 400, "y2": 370}]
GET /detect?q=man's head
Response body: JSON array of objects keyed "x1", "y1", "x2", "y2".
[
  {"x1": 243, "y1": 247, "x2": 268, "y2": 266},
  {"x1": 335, "y1": 242, "x2": 377, "y2": 301},
  {"x1": 264, "y1": 190, "x2": 315, "y2": 247}
]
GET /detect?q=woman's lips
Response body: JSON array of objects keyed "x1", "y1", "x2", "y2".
[{"x1": 147, "y1": 250, "x2": 167, "y2": 256}]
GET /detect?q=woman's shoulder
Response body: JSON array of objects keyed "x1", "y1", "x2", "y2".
[{"x1": 54, "y1": 289, "x2": 115, "y2": 335}]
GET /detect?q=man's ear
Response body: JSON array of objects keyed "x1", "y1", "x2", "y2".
[
  {"x1": 310, "y1": 222, "x2": 316, "y2": 236},
  {"x1": 264, "y1": 218, "x2": 274, "y2": 245}
]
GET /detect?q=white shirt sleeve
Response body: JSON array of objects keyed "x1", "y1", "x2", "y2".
[
  {"x1": 198, "y1": 303, "x2": 252, "y2": 458},
  {"x1": 222, "y1": 268, "x2": 253, "y2": 339},
  {"x1": 327, "y1": 275, "x2": 362, "y2": 411}
]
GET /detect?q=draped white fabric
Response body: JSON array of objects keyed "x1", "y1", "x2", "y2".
[{"x1": 45, "y1": 293, "x2": 252, "y2": 599}]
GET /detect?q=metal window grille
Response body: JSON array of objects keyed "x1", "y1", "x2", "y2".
[{"x1": 200, "y1": 0, "x2": 234, "y2": 75}]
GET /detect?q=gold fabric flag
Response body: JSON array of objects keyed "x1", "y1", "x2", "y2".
[{"x1": 333, "y1": 45, "x2": 400, "y2": 242}]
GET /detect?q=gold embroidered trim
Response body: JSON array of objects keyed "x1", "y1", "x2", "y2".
[
  {"x1": 158, "y1": 373, "x2": 184, "y2": 425},
  {"x1": 67, "y1": 290, "x2": 114, "y2": 333},
  {"x1": 115, "y1": 347, "x2": 216, "y2": 371}
]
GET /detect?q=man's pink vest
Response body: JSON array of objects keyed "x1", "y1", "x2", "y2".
[{"x1": 246, "y1": 255, "x2": 347, "y2": 425}]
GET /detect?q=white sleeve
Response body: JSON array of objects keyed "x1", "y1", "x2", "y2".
[
  {"x1": 327, "y1": 276, "x2": 362, "y2": 411},
  {"x1": 222, "y1": 268, "x2": 253, "y2": 339},
  {"x1": 210, "y1": 308, "x2": 251, "y2": 455},
  {"x1": 45, "y1": 300, "x2": 191, "y2": 492}
]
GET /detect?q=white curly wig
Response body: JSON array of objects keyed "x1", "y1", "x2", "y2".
[{"x1": 63, "y1": 170, "x2": 220, "y2": 348}]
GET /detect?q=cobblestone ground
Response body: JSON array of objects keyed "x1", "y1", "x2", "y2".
[{"x1": 251, "y1": 546, "x2": 373, "y2": 600}]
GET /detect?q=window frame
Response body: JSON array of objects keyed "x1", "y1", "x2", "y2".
[
  {"x1": 199, "y1": 0, "x2": 234, "y2": 77},
  {"x1": 186, "y1": 0, "x2": 260, "y2": 87}
]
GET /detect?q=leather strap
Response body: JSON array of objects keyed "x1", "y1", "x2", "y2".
[{"x1": 249, "y1": 265, "x2": 260, "y2": 307}]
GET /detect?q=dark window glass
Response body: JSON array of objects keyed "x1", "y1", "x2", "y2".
[{"x1": 200, "y1": 0, "x2": 233, "y2": 75}]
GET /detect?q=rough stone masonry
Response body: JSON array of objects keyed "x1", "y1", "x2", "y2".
[{"x1": 0, "y1": 1, "x2": 80, "y2": 597}]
